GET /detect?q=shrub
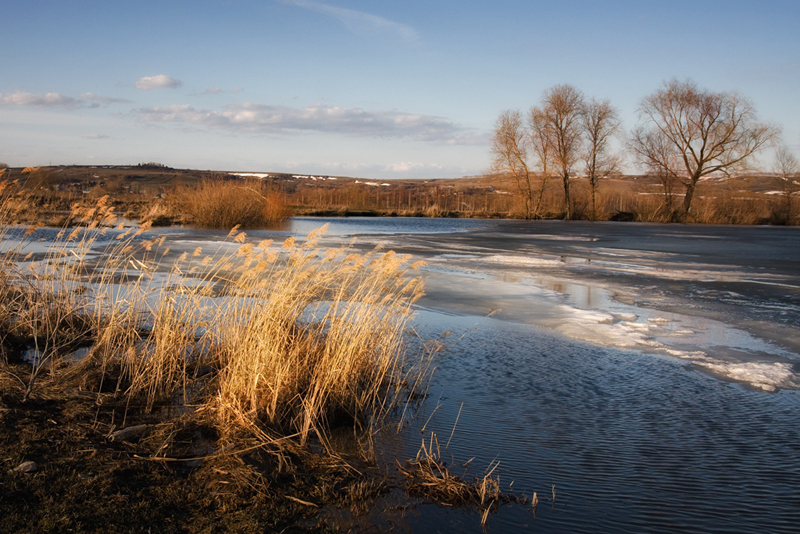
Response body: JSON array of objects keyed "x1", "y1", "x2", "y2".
[{"x1": 175, "y1": 179, "x2": 289, "y2": 229}]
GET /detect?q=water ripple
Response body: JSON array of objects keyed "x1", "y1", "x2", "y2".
[{"x1": 399, "y1": 311, "x2": 800, "y2": 533}]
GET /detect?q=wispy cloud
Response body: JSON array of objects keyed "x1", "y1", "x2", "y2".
[
  {"x1": 0, "y1": 91, "x2": 130, "y2": 109},
  {"x1": 135, "y1": 74, "x2": 183, "y2": 90},
  {"x1": 80, "y1": 93, "x2": 133, "y2": 107},
  {"x1": 201, "y1": 87, "x2": 243, "y2": 95},
  {"x1": 132, "y1": 102, "x2": 480, "y2": 144},
  {"x1": 82, "y1": 133, "x2": 111, "y2": 140},
  {"x1": 288, "y1": 0, "x2": 420, "y2": 44},
  {"x1": 0, "y1": 91, "x2": 83, "y2": 108}
]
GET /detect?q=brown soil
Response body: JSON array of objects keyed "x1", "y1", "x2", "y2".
[
  {"x1": 0, "y1": 364, "x2": 392, "y2": 533},
  {"x1": 1, "y1": 362, "x2": 519, "y2": 533}
]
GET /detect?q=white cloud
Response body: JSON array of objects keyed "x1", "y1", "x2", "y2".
[
  {"x1": 80, "y1": 93, "x2": 133, "y2": 107},
  {"x1": 289, "y1": 0, "x2": 420, "y2": 44},
  {"x1": 135, "y1": 75, "x2": 183, "y2": 90},
  {"x1": 385, "y1": 162, "x2": 443, "y2": 173},
  {"x1": 82, "y1": 133, "x2": 110, "y2": 140},
  {"x1": 0, "y1": 91, "x2": 130, "y2": 109},
  {"x1": 132, "y1": 102, "x2": 481, "y2": 144},
  {"x1": 0, "y1": 91, "x2": 83, "y2": 108}
]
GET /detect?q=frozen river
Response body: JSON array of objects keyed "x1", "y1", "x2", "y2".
[
  {"x1": 286, "y1": 217, "x2": 800, "y2": 533},
  {"x1": 10, "y1": 217, "x2": 800, "y2": 532},
  {"x1": 286, "y1": 217, "x2": 800, "y2": 393}
]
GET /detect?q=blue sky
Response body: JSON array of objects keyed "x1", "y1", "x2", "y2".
[{"x1": 1, "y1": 0, "x2": 798, "y2": 179}]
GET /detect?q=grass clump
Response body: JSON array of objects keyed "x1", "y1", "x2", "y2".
[
  {"x1": 397, "y1": 432, "x2": 520, "y2": 527},
  {"x1": 173, "y1": 178, "x2": 290, "y2": 229},
  {"x1": 210, "y1": 229, "x2": 428, "y2": 447}
]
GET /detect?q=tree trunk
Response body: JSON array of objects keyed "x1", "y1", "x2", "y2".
[
  {"x1": 562, "y1": 173, "x2": 571, "y2": 219},
  {"x1": 679, "y1": 177, "x2": 699, "y2": 222}
]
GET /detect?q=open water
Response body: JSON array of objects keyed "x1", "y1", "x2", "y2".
[{"x1": 284, "y1": 217, "x2": 800, "y2": 533}]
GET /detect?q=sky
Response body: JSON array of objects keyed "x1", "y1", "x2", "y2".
[{"x1": 1, "y1": 0, "x2": 798, "y2": 179}]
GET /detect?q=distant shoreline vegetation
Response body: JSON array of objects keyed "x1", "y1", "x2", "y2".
[
  {"x1": 490, "y1": 79, "x2": 797, "y2": 225},
  {"x1": 4, "y1": 79, "x2": 799, "y2": 228},
  {"x1": 0, "y1": 160, "x2": 796, "y2": 228}
]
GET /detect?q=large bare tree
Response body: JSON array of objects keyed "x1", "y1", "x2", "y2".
[
  {"x1": 491, "y1": 109, "x2": 533, "y2": 218},
  {"x1": 631, "y1": 79, "x2": 777, "y2": 221},
  {"x1": 533, "y1": 84, "x2": 585, "y2": 219},
  {"x1": 583, "y1": 97, "x2": 621, "y2": 220}
]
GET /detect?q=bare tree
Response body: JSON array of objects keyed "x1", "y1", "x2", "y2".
[
  {"x1": 583, "y1": 98, "x2": 621, "y2": 220},
  {"x1": 533, "y1": 84, "x2": 585, "y2": 219},
  {"x1": 631, "y1": 79, "x2": 777, "y2": 221},
  {"x1": 528, "y1": 107, "x2": 554, "y2": 218},
  {"x1": 631, "y1": 123, "x2": 683, "y2": 217},
  {"x1": 491, "y1": 110, "x2": 533, "y2": 218},
  {"x1": 774, "y1": 144, "x2": 799, "y2": 224}
]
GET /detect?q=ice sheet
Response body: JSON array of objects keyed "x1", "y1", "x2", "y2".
[{"x1": 418, "y1": 245, "x2": 800, "y2": 392}]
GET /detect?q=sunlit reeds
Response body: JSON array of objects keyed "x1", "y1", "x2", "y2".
[
  {"x1": 206, "y1": 228, "x2": 428, "y2": 447},
  {"x1": 173, "y1": 178, "x2": 290, "y2": 229},
  {"x1": 0, "y1": 184, "x2": 429, "y2": 455},
  {"x1": 397, "y1": 431, "x2": 509, "y2": 526}
]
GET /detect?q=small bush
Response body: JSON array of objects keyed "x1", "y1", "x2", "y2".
[{"x1": 175, "y1": 179, "x2": 289, "y2": 229}]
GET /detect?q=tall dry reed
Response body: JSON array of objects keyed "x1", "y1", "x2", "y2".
[
  {"x1": 174, "y1": 178, "x2": 289, "y2": 229},
  {"x1": 0, "y1": 184, "x2": 429, "y2": 452},
  {"x1": 202, "y1": 226, "x2": 428, "y2": 446}
]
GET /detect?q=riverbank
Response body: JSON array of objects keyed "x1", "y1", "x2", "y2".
[
  {"x1": 0, "y1": 204, "x2": 523, "y2": 531},
  {"x1": 3, "y1": 165, "x2": 796, "y2": 227}
]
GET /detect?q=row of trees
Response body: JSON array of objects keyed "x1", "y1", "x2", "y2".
[
  {"x1": 493, "y1": 85, "x2": 621, "y2": 220},
  {"x1": 492, "y1": 79, "x2": 793, "y2": 222}
]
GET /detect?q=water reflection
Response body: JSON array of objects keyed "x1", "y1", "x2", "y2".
[{"x1": 387, "y1": 310, "x2": 800, "y2": 533}]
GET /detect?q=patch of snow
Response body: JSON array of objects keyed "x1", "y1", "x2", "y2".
[
  {"x1": 230, "y1": 172, "x2": 271, "y2": 179},
  {"x1": 695, "y1": 361, "x2": 797, "y2": 392}
]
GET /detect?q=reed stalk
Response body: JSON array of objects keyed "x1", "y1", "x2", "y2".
[{"x1": 0, "y1": 183, "x2": 429, "y2": 453}]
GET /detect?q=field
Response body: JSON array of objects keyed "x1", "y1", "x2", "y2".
[{"x1": 1, "y1": 163, "x2": 796, "y2": 226}]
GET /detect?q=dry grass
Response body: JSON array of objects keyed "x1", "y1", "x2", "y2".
[
  {"x1": 0, "y1": 180, "x2": 38, "y2": 225},
  {"x1": 173, "y1": 178, "x2": 290, "y2": 229},
  {"x1": 0, "y1": 188, "x2": 440, "y2": 529},
  {"x1": 0, "y1": 183, "x2": 430, "y2": 452},
  {"x1": 689, "y1": 190, "x2": 770, "y2": 225},
  {"x1": 191, "y1": 225, "x2": 430, "y2": 447},
  {"x1": 397, "y1": 431, "x2": 515, "y2": 526},
  {"x1": 0, "y1": 182, "x2": 547, "y2": 529}
]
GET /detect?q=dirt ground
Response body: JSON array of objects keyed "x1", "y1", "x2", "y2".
[
  {"x1": 0, "y1": 367, "x2": 394, "y2": 533},
  {"x1": 0, "y1": 362, "x2": 511, "y2": 533}
]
